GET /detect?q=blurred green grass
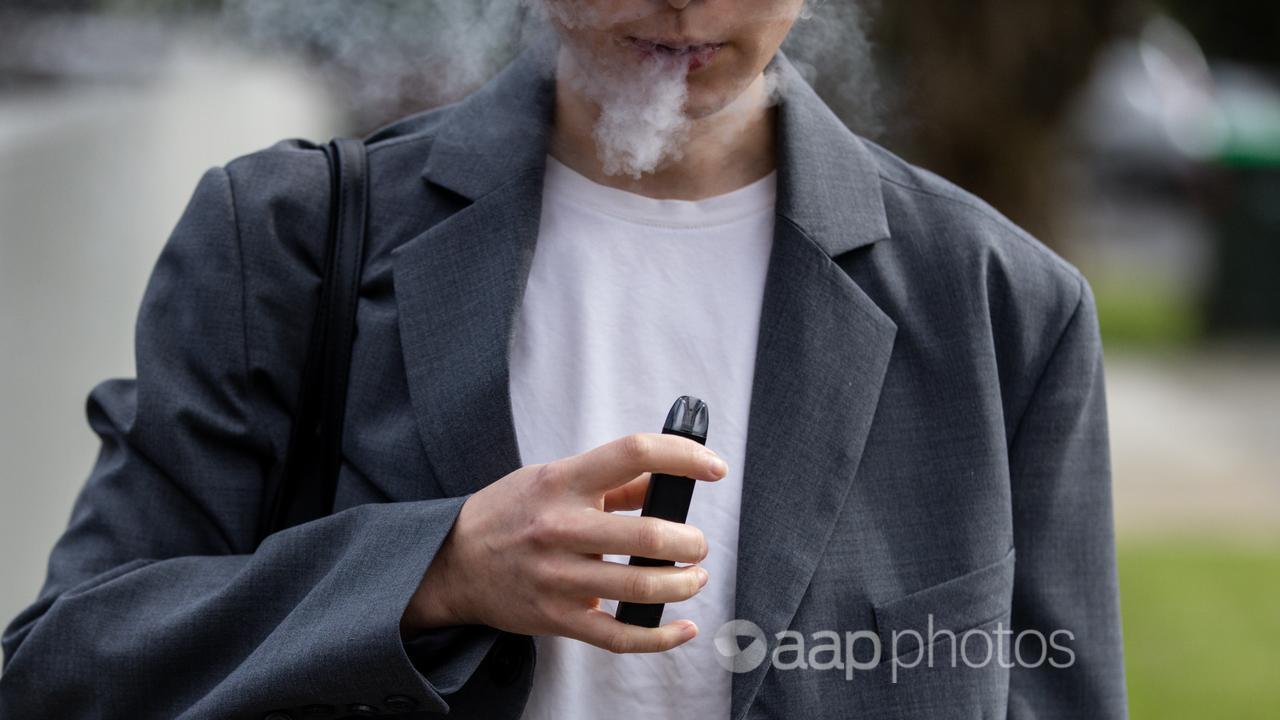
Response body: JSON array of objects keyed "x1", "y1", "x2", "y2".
[
  {"x1": 1119, "y1": 539, "x2": 1280, "y2": 719},
  {"x1": 1092, "y1": 276, "x2": 1202, "y2": 349}
]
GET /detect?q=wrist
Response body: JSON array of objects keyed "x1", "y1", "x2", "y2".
[
  {"x1": 401, "y1": 502, "x2": 474, "y2": 636},
  {"x1": 401, "y1": 558, "x2": 460, "y2": 637}
]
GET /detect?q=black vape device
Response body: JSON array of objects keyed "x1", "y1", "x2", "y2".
[{"x1": 615, "y1": 395, "x2": 710, "y2": 628}]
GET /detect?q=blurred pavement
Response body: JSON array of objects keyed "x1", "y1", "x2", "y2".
[{"x1": 1107, "y1": 347, "x2": 1280, "y2": 539}]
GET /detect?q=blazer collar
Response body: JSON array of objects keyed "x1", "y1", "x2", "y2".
[
  {"x1": 420, "y1": 46, "x2": 556, "y2": 201},
  {"x1": 396, "y1": 47, "x2": 897, "y2": 720}
]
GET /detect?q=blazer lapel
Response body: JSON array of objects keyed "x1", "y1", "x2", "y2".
[
  {"x1": 392, "y1": 172, "x2": 543, "y2": 498},
  {"x1": 730, "y1": 53, "x2": 897, "y2": 720},
  {"x1": 391, "y1": 51, "x2": 555, "y2": 498}
]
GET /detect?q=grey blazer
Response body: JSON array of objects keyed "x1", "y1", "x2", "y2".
[{"x1": 1, "y1": 49, "x2": 1127, "y2": 719}]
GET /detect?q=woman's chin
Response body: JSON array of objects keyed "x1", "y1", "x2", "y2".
[{"x1": 684, "y1": 78, "x2": 758, "y2": 120}]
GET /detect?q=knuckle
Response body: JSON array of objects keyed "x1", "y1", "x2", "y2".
[
  {"x1": 687, "y1": 441, "x2": 706, "y2": 466},
  {"x1": 626, "y1": 569, "x2": 655, "y2": 600},
  {"x1": 635, "y1": 519, "x2": 665, "y2": 556},
  {"x1": 535, "y1": 557, "x2": 566, "y2": 592},
  {"x1": 529, "y1": 510, "x2": 569, "y2": 548},
  {"x1": 620, "y1": 433, "x2": 651, "y2": 464},
  {"x1": 533, "y1": 595, "x2": 562, "y2": 626},
  {"x1": 605, "y1": 629, "x2": 632, "y2": 655},
  {"x1": 536, "y1": 461, "x2": 568, "y2": 490}
]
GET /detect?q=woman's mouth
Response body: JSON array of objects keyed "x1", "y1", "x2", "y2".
[{"x1": 626, "y1": 36, "x2": 724, "y2": 72}]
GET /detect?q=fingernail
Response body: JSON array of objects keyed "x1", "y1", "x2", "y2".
[
  {"x1": 705, "y1": 453, "x2": 727, "y2": 477},
  {"x1": 696, "y1": 567, "x2": 709, "y2": 588},
  {"x1": 681, "y1": 620, "x2": 698, "y2": 636}
]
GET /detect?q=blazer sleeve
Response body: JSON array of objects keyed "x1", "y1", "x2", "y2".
[
  {"x1": 0, "y1": 164, "x2": 499, "y2": 718},
  {"x1": 1005, "y1": 274, "x2": 1129, "y2": 718}
]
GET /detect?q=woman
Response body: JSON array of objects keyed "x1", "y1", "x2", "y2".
[{"x1": 1, "y1": 2, "x2": 1126, "y2": 718}]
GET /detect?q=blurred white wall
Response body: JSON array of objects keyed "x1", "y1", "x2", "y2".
[{"x1": 0, "y1": 44, "x2": 340, "y2": 644}]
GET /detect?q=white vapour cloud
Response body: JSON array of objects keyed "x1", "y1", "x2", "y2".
[{"x1": 556, "y1": 43, "x2": 692, "y2": 179}]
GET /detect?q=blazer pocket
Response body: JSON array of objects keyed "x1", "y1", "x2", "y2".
[{"x1": 871, "y1": 546, "x2": 1016, "y2": 663}]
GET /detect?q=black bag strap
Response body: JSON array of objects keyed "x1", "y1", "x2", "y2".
[{"x1": 258, "y1": 137, "x2": 370, "y2": 543}]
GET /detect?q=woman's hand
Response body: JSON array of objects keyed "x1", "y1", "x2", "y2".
[{"x1": 400, "y1": 432, "x2": 727, "y2": 653}]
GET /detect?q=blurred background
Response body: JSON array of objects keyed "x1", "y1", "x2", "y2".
[{"x1": 1, "y1": 1, "x2": 1276, "y2": 715}]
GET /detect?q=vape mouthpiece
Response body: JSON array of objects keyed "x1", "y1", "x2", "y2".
[{"x1": 664, "y1": 395, "x2": 709, "y2": 440}]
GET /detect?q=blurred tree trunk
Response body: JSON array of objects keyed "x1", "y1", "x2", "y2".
[{"x1": 870, "y1": 1, "x2": 1120, "y2": 245}]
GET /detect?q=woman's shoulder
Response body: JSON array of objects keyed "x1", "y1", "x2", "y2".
[
  {"x1": 219, "y1": 97, "x2": 458, "y2": 188},
  {"x1": 867, "y1": 138, "x2": 1082, "y2": 285},
  {"x1": 210, "y1": 100, "x2": 462, "y2": 273},
  {"x1": 846, "y1": 137, "x2": 1097, "y2": 408},
  {"x1": 857, "y1": 136, "x2": 1089, "y2": 331}
]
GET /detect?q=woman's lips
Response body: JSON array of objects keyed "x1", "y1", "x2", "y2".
[{"x1": 626, "y1": 36, "x2": 724, "y2": 71}]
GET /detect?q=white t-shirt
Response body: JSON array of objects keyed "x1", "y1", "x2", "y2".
[{"x1": 510, "y1": 155, "x2": 776, "y2": 720}]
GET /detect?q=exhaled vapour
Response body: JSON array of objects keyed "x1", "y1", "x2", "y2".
[
  {"x1": 559, "y1": 43, "x2": 693, "y2": 179},
  {"x1": 523, "y1": 0, "x2": 698, "y2": 179}
]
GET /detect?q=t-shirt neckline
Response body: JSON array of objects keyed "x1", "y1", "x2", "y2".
[{"x1": 542, "y1": 154, "x2": 777, "y2": 229}]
